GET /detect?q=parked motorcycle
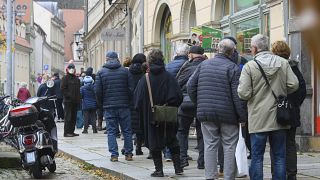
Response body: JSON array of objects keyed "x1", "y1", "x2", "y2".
[{"x1": 8, "y1": 94, "x2": 58, "y2": 179}]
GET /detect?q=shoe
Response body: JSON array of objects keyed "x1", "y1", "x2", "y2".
[
  {"x1": 121, "y1": 149, "x2": 125, "y2": 155},
  {"x1": 110, "y1": 156, "x2": 118, "y2": 162},
  {"x1": 287, "y1": 175, "x2": 297, "y2": 180},
  {"x1": 82, "y1": 130, "x2": 88, "y2": 134},
  {"x1": 73, "y1": 133, "x2": 79, "y2": 136},
  {"x1": 136, "y1": 149, "x2": 143, "y2": 155},
  {"x1": 165, "y1": 158, "x2": 172, "y2": 162},
  {"x1": 180, "y1": 159, "x2": 189, "y2": 168},
  {"x1": 172, "y1": 154, "x2": 183, "y2": 175},
  {"x1": 93, "y1": 129, "x2": 98, "y2": 133},
  {"x1": 147, "y1": 153, "x2": 153, "y2": 159},
  {"x1": 104, "y1": 130, "x2": 107, "y2": 134},
  {"x1": 151, "y1": 158, "x2": 164, "y2": 177},
  {"x1": 187, "y1": 155, "x2": 193, "y2": 160},
  {"x1": 125, "y1": 154, "x2": 133, "y2": 161},
  {"x1": 219, "y1": 167, "x2": 224, "y2": 177},
  {"x1": 197, "y1": 164, "x2": 205, "y2": 169},
  {"x1": 102, "y1": 127, "x2": 106, "y2": 130},
  {"x1": 64, "y1": 133, "x2": 74, "y2": 137}
]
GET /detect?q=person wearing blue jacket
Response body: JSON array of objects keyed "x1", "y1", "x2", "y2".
[{"x1": 80, "y1": 76, "x2": 98, "y2": 134}]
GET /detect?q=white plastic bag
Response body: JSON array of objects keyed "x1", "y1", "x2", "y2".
[{"x1": 235, "y1": 124, "x2": 249, "y2": 177}]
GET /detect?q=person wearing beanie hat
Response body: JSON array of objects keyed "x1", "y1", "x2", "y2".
[
  {"x1": 128, "y1": 53, "x2": 146, "y2": 156},
  {"x1": 175, "y1": 45, "x2": 206, "y2": 169},
  {"x1": 61, "y1": 61, "x2": 81, "y2": 137},
  {"x1": 80, "y1": 75, "x2": 97, "y2": 134},
  {"x1": 95, "y1": 50, "x2": 134, "y2": 161}
]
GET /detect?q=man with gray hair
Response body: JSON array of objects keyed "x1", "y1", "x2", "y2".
[
  {"x1": 187, "y1": 39, "x2": 247, "y2": 179},
  {"x1": 165, "y1": 43, "x2": 189, "y2": 77},
  {"x1": 238, "y1": 34, "x2": 298, "y2": 179}
]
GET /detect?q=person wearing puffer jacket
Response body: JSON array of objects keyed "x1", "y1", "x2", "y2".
[{"x1": 80, "y1": 76, "x2": 98, "y2": 134}]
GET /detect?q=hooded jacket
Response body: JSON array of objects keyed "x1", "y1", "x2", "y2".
[
  {"x1": 238, "y1": 51, "x2": 299, "y2": 133},
  {"x1": 80, "y1": 83, "x2": 97, "y2": 110},
  {"x1": 95, "y1": 59, "x2": 132, "y2": 109}
]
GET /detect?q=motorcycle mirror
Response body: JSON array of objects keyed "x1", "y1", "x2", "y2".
[{"x1": 46, "y1": 80, "x2": 54, "y2": 88}]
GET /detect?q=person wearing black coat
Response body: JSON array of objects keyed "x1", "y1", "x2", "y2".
[
  {"x1": 134, "y1": 49, "x2": 183, "y2": 177},
  {"x1": 271, "y1": 41, "x2": 306, "y2": 180},
  {"x1": 128, "y1": 53, "x2": 146, "y2": 155},
  {"x1": 187, "y1": 39, "x2": 247, "y2": 180},
  {"x1": 61, "y1": 63, "x2": 81, "y2": 137},
  {"x1": 176, "y1": 46, "x2": 206, "y2": 169},
  {"x1": 53, "y1": 73, "x2": 64, "y2": 122}
]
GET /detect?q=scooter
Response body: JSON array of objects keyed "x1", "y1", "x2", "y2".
[{"x1": 8, "y1": 93, "x2": 58, "y2": 179}]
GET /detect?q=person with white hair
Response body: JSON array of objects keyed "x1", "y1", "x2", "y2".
[
  {"x1": 238, "y1": 34, "x2": 299, "y2": 180},
  {"x1": 165, "y1": 43, "x2": 189, "y2": 77},
  {"x1": 17, "y1": 82, "x2": 31, "y2": 102},
  {"x1": 187, "y1": 39, "x2": 247, "y2": 180}
]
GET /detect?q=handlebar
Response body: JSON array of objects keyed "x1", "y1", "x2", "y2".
[{"x1": 0, "y1": 95, "x2": 10, "y2": 102}]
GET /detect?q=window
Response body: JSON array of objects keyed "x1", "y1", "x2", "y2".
[
  {"x1": 235, "y1": 0, "x2": 259, "y2": 12},
  {"x1": 223, "y1": 0, "x2": 230, "y2": 16}
]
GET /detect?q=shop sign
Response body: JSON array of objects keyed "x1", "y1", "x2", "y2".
[
  {"x1": 101, "y1": 28, "x2": 125, "y2": 41},
  {"x1": 188, "y1": 26, "x2": 223, "y2": 53}
]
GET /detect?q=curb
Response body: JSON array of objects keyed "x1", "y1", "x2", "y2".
[{"x1": 58, "y1": 150, "x2": 136, "y2": 180}]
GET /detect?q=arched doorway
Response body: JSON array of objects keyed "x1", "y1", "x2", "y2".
[
  {"x1": 160, "y1": 6, "x2": 172, "y2": 63},
  {"x1": 181, "y1": 0, "x2": 197, "y2": 33}
]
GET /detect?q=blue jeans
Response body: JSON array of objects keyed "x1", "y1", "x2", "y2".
[
  {"x1": 105, "y1": 108, "x2": 133, "y2": 157},
  {"x1": 76, "y1": 110, "x2": 83, "y2": 128},
  {"x1": 250, "y1": 130, "x2": 286, "y2": 180},
  {"x1": 163, "y1": 147, "x2": 172, "y2": 159}
]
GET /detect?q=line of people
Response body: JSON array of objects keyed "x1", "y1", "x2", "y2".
[{"x1": 50, "y1": 33, "x2": 306, "y2": 180}]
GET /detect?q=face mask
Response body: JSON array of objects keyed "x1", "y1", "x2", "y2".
[{"x1": 68, "y1": 68, "x2": 75, "y2": 74}]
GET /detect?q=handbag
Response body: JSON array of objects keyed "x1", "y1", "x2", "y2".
[
  {"x1": 254, "y1": 60, "x2": 291, "y2": 126},
  {"x1": 146, "y1": 73, "x2": 178, "y2": 124},
  {"x1": 235, "y1": 124, "x2": 249, "y2": 177}
]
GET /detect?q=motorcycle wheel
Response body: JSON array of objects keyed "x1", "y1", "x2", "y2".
[
  {"x1": 31, "y1": 164, "x2": 42, "y2": 179},
  {"x1": 48, "y1": 160, "x2": 56, "y2": 173}
]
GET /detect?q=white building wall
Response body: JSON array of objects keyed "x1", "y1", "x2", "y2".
[{"x1": 34, "y1": 2, "x2": 52, "y2": 44}]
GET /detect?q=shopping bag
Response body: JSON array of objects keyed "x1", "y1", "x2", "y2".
[{"x1": 235, "y1": 124, "x2": 249, "y2": 177}]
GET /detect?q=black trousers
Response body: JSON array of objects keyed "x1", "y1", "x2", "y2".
[
  {"x1": 195, "y1": 119, "x2": 204, "y2": 166},
  {"x1": 286, "y1": 127, "x2": 297, "y2": 178},
  {"x1": 83, "y1": 109, "x2": 97, "y2": 130},
  {"x1": 64, "y1": 102, "x2": 78, "y2": 135},
  {"x1": 56, "y1": 98, "x2": 64, "y2": 120}
]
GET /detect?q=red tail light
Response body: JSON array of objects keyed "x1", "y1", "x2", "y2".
[
  {"x1": 23, "y1": 135, "x2": 35, "y2": 145},
  {"x1": 10, "y1": 106, "x2": 32, "y2": 116}
]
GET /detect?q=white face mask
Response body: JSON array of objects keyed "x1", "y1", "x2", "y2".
[{"x1": 68, "y1": 68, "x2": 75, "y2": 74}]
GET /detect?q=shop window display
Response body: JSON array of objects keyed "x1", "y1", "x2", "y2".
[{"x1": 235, "y1": 0, "x2": 259, "y2": 12}]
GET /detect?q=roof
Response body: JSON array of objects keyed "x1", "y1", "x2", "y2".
[{"x1": 62, "y1": 9, "x2": 84, "y2": 62}]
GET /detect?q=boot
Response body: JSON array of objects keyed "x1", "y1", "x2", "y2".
[
  {"x1": 136, "y1": 140, "x2": 143, "y2": 155},
  {"x1": 150, "y1": 158, "x2": 164, "y2": 177},
  {"x1": 180, "y1": 158, "x2": 189, "y2": 168},
  {"x1": 172, "y1": 154, "x2": 183, "y2": 175},
  {"x1": 97, "y1": 118, "x2": 103, "y2": 131}
]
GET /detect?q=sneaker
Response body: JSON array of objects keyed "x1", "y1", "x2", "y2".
[
  {"x1": 125, "y1": 154, "x2": 133, "y2": 161},
  {"x1": 82, "y1": 130, "x2": 88, "y2": 134},
  {"x1": 110, "y1": 156, "x2": 118, "y2": 162},
  {"x1": 73, "y1": 133, "x2": 79, "y2": 136},
  {"x1": 165, "y1": 158, "x2": 172, "y2": 162}
]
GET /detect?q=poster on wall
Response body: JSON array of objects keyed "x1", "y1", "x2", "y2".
[
  {"x1": 188, "y1": 26, "x2": 223, "y2": 53},
  {"x1": 236, "y1": 27, "x2": 259, "y2": 59}
]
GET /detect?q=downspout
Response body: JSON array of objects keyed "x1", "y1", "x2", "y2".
[
  {"x1": 139, "y1": 0, "x2": 144, "y2": 53},
  {"x1": 126, "y1": 7, "x2": 132, "y2": 56}
]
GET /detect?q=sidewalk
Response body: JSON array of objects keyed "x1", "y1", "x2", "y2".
[{"x1": 56, "y1": 123, "x2": 320, "y2": 180}]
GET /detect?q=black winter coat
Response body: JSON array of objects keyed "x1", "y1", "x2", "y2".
[
  {"x1": 53, "y1": 78, "x2": 63, "y2": 99},
  {"x1": 128, "y1": 63, "x2": 144, "y2": 134},
  {"x1": 134, "y1": 61, "x2": 183, "y2": 151},
  {"x1": 61, "y1": 74, "x2": 81, "y2": 104},
  {"x1": 187, "y1": 54, "x2": 247, "y2": 124},
  {"x1": 165, "y1": 55, "x2": 188, "y2": 77},
  {"x1": 288, "y1": 65, "x2": 306, "y2": 127},
  {"x1": 95, "y1": 59, "x2": 132, "y2": 109}
]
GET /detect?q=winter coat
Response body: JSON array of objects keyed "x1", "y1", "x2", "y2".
[
  {"x1": 95, "y1": 59, "x2": 132, "y2": 109},
  {"x1": 61, "y1": 73, "x2": 81, "y2": 104},
  {"x1": 176, "y1": 56, "x2": 206, "y2": 117},
  {"x1": 187, "y1": 54, "x2": 247, "y2": 125},
  {"x1": 80, "y1": 83, "x2": 97, "y2": 110},
  {"x1": 287, "y1": 61, "x2": 306, "y2": 127},
  {"x1": 53, "y1": 78, "x2": 63, "y2": 99},
  {"x1": 17, "y1": 87, "x2": 31, "y2": 102},
  {"x1": 128, "y1": 63, "x2": 144, "y2": 134},
  {"x1": 134, "y1": 60, "x2": 183, "y2": 151},
  {"x1": 165, "y1": 55, "x2": 188, "y2": 77},
  {"x1": 237, "y1": 51, "x2": 299, "y2": 133},
  {"x1": 37, "y1": 83, "x2": 55, "y2": 97}
]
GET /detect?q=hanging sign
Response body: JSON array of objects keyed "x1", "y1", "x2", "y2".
[{"x1": 101, "y1": 28, "x2": 125, "y2": 41}]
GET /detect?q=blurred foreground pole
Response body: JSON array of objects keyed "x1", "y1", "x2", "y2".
[{"x1": 6, "y1": 0, "x2": 13, "y2": 97}]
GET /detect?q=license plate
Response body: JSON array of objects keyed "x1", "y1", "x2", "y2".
[{"x1": 26, "y1": 152, "x2": 35, "y2": 163}]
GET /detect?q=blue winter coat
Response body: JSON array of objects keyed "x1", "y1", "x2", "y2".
[
  {"x1": 165, "y1": 55, "x2": 188, "y2": 77},
  {"x1": 187, "y1": 53, "x2": 247, "y2": 124},
  {"x1": 95, "y1": 59, "x2": 132, "y2": 109},
  {"x1": 80, "y1": 83, "x2": 97, "y2": 110}
]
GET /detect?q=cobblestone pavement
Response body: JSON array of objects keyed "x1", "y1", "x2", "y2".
[{"x1": 0, "y1": 153, "x2": 105, "y2": 180}]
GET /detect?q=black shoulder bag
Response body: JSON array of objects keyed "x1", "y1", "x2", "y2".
[{"x1": 254, "y1": 60, "x2": 291, "y2": 126}]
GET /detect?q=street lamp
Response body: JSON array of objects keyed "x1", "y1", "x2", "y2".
[
  {"x1": 73, "y1": 32, "x2": 82, "y2": 46},
  {"x1": 76, "y1": 47, "x2": 83, "y2": 60}
]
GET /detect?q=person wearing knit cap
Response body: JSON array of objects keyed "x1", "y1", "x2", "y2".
[
  {"x1": 95, "y1": 50, "x2": 134, "y2": 162},
  {"x1": 80, "y1": 76, "x2": 98, "y2": 134},
  {"x1": 61, "y1": 62, "x2": 81, "y2": 137}
]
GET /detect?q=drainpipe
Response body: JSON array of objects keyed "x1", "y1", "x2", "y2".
[
  {"x1": 126, "y1": 7, "x2": 132, "y2": 56},
  {"x1": 139, "y1": 0, "x2": 144, "y2": 53}
]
